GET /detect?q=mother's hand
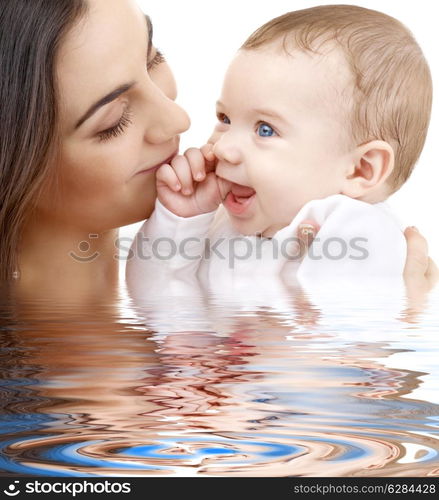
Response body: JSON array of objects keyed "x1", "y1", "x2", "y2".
[
  {"x1": 403, "y1": 226, "x2": 438, "y2": 293},
  {"x1": 399, "y1": 227, "x2": 438, "y2": 323},
  {"x1": 297, "y1": 223, "x2": 438, "y2": 290},
  {"x1": 297, "y1": 222, "x2": 438, "y2": 323}
]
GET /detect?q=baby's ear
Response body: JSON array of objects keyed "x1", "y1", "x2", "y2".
[{"x1": 341, "y1": 140, "x2": 394, "y2": 201}]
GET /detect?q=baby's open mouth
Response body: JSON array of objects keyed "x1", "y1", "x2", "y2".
[
  {"x1": 224, "y1": 182, "x2": 256, "y2": 216},
  {"x1": 230, "y1": 183, "x2": 256, "y2": 202}
]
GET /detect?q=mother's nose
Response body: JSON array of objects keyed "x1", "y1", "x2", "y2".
[{"x1": 143, "y1": 88, "x2": 190, "y2": 144}]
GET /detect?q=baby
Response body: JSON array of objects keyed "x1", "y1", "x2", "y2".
[{"x1": 127, "y1": 5, "x2": 432, "y2": 292}]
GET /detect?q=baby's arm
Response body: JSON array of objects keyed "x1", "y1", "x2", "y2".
[
  {"x1": 126, "y1": 197, "x2": 215, "y2": 299},
  {"x1": 126, "y1": 146, "x2": 222, "y2": 297},
  {"x1": 157, "y1": 145, "x2": 225, "y2": 218}
]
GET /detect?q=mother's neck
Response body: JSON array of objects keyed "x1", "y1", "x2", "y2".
[{"x1": 16, "y1": 217, "x2": 120, "y2": 304}]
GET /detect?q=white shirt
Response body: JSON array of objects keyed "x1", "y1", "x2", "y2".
[{"x1": 126, "y1": 195, "x2": 407, "y2": 319}]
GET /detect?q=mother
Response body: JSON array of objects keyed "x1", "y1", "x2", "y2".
[{"x1": 0, "y1": 0, "x2": 436, "y2": 301}]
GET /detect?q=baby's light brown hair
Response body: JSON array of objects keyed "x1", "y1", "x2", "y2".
[{"x1": 241, "y1": 4, "x2": 432, "y2": 193}]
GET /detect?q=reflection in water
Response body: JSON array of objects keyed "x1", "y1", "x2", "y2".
[{"x1": 0, "y1": 281, "x2": 438, "y2": 477}]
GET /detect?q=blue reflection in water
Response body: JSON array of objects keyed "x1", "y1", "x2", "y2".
[
  {"x1": 0, "y1": 413, "x2": 54, "y2": 436},
  {"x1": 0, "y1": 437, "x2": 78, "y2": 477},
  {"x1": 121, "y1": 439, "x2": 302, "y2": 461},
  {"x1": 202, "y1": 448, "x2": 236, "y2": 455},
  {"x1": 43, "y1": 441, "x2": 161, "y2": 470}
]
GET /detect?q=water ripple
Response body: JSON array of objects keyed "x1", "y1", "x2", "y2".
[
  {"x1": 1, "y1": 287, "x2": 438, "y2": 476},
  {"x1": 1, "y1": 427, "x2": 438, "y2": 476}
]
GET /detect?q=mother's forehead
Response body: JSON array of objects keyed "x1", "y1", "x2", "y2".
[
  {"x1": 57, "y1": 0, "x2": 148, "y2": 68},
  {"x1": 55, "y1": 0, "x2": 149, "y2": 115}
]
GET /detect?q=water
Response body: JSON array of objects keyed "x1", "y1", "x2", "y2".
[{"x1": 1, "y1": 281, "x2": 438, "y2": 477}]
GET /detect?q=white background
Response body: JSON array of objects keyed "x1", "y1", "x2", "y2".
[{"x1": 129, "y1": 0, "x2": 439, "y2": 262}]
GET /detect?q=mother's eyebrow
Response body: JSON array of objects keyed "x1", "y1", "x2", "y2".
[
  {"x1": 75, "y1": 81, "x2": 136, "y2": 129},
  {"x1": 74, "y1": 15, "x2": 153, "y2": 130}
]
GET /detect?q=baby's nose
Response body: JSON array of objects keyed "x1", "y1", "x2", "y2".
[{"x1": 212, "y1": 135, "x2": 242, "y2": 165}]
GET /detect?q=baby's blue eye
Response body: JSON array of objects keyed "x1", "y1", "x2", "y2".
[{"x1": 257, "y1": 123, "x2": 275, "y2": 137}]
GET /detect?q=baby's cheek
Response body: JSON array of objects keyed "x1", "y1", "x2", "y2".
[{"x1": 269, "y1": 189, "x2": 299, "y2": 220}]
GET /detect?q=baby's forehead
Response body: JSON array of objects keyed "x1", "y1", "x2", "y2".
[
  {"x1": 233, "y1": 41, "x2": 354, "y2": 113},
  {"x1": 257, "y1": 38, "x2": 352, "y2": 86}
]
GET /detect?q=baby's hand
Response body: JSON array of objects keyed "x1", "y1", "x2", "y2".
[{"x1": 156, "y1": 145, "x2": 224, "y2": 217}]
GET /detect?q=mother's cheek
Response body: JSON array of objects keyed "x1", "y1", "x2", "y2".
[{"x1": 125, "y1": 169, "x2": 157, "y2": 217}]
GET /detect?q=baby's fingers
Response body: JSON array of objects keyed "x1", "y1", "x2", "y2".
[
  {"x1": 200, "y1": 144, "x2": 216, "y2": 173},
  {"x1": 184, "y1": 147, "x2": 207, "y2": 182},
  {"x1": 171, "y1": 155, "x2": 195, "y2": 195},
  {"x1": 156, "y1": 163, "x2": 181, "y2": 192}
]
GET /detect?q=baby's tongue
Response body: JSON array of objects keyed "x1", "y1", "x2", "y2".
[{"x1": 231, "y1": 183, "x2": 256, "y2": 200}]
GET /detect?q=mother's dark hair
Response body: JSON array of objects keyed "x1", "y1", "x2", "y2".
[{"x1": 0, "y1": 0, "x2": 88, "y2": 281}]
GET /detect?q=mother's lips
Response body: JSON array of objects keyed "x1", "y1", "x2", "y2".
[{"x1": 136, "y1": 151, "x2": 178, "y2": 175}]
